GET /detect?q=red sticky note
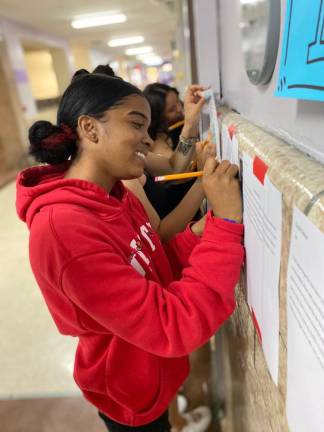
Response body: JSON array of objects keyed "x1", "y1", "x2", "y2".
[
  {"x1": 228, "y1": 124, "x2": 236, "y2": 139},
  {"x1": 251, "y1": 308, "x2": 262, "y2": 344},
  {"x1": 253, "y1": 156, "x2": 268, "y2": 185}
]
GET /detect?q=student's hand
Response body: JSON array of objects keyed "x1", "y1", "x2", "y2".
[
  {"x1": 203, "y1": 158, "x2": 242, "y2": 223},
  {"x1": 182, "y1": 85, "x2": 206, "y2": 137},
  {"x1": 196, "y1": 132, "x2": 216, "y2": 170}
]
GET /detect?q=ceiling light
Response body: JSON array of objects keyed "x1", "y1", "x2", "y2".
[
  {"x1": 125, "y1": 46, "x2": 153, "y2": 55},
  {"x1": 137, "y1": 54, "x2": 163, "y2": 66},
  {"x1": 143, "y1": 57, "x2": 163, "y2": 66},
  {"x1": 137, "y1": 53, "x2": 156, "y2": 60},
  {"x1": 71, "y1": 13, "x2": 127, "y2": 29},
  {"x1": 108, "y1": 36, "x2": 144, "y2": 47},
  {"x1": 240, "y1": 0, "x2": 259, "y2": 4}
]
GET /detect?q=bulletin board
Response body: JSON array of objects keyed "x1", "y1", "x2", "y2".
[{"x1": 212, "y1": 108, "x2": 324, "y2": 432}]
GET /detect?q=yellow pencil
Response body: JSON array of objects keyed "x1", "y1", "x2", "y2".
[
  {"x1": 168, "y1": 120, "x2": 185, "y2": 131},
  {"x1": 154, "y1": 171, "x2": 203, "y2": 182}
]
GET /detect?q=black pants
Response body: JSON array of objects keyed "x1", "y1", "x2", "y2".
[{"x1": 98, "y1": 411, "x2": 171, "y2": 432}]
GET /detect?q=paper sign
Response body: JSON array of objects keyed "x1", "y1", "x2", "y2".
[
  {"x1": 286, "y1": 207, "x2": 324, "y2": 432},
  {"x1": 221, "y1": 124, "x2": 240, "y2": 166},
  {"x1": 201, "y1": 89, "x2": 221, "y2": 160},
  {"x1": 242, "y1": 153, "x2": 282, "y2": 384}
]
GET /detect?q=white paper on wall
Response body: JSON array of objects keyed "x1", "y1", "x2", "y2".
[
  {"x1": 286, "y1": 207, "x2": 324, "y2": 432},
  {"x1": 201, "y1": 89, "x2": 221, "y2": 160},
  {"x1": 221, "y1": 124, "x2": 240, "y2": 166},
  {"x1": 242, "y1": 153, "x2": 282, "y2": 385}
]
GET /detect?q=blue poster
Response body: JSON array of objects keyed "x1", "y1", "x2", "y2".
[{"x1": 276, "y1": 0, "x2": 324, "y2": 101}]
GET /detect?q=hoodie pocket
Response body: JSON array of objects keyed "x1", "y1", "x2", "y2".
[{"x1": 105, "y1": 337, "x2": 161, "y2": 414}]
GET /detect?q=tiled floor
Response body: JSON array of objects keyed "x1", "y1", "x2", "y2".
[
  {"x1": 0, "y1": 397, "x2": 105, "y2": 432},
  {"x1": 0, "y1": 181, "x2": 88, "y2": 432},
  {"x1": 0, "y1": 181, "x2": 78, "y2": 400}
]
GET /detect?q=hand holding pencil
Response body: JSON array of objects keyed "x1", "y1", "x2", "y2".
[
  {"x1": 202, "y1": 158, "x2": 242, "y2": 223},
  {"x1": 155, "y1": 133, "x2": 216, "y2": 182}
]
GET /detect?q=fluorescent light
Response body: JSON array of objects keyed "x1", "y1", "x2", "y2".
[
  {"x1": 137, "y1": 54, "x2": 163, "y2": 66},
  {"x1": 240, "y1": 0, "x2": 258, "y2": 4},
  {"x1": 71, "y1": 13, "x2": 127, "y2": 29},
  {"x1": 142, "y1": 56, "x2": 163, "y2": 66},
  {"x1": 136, "y1": 53, "x2": 156, "y2": 60},
  {"x1": 125, "y1": 46, "x2": 152, "y2": 56},
  {"x1": 108, "y1": 36, "x2": 144, "y2": 47}
]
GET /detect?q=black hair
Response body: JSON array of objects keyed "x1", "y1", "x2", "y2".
[
  {"x1": 143, "y1": 83, "x2": 179, "y2": 141},
  {"x1": 28, "y1": 69, "x2": 142, "y2": 164},
  {"x1": 92, "y1": 64, "x2": 116, "y2": 77}
]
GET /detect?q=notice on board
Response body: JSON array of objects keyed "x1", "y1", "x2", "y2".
[
  {"x1": 221, "y1": 124, "x2": 239, "y2": 166},
  {"x1": 200, "y1": 89, "x2": 221, "y2": 160},
  {"x1": 242, "y1": 153, "x2": 282, "y2": 385},
  {"x1": 286, "y1": 207, "x2": 324, "y2": 432}
]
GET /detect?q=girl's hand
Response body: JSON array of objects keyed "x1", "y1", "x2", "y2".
[
  {"x1": 195, "y1": 132, "x2": 216, "y2": 170},
  {"x1": 182, "y1": 85, "x2": 206, "y2": 137},
  {"x1": 203, "y1": 158, "x2": 242, "y2": 223}
]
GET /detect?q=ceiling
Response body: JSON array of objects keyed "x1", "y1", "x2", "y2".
[{"x1": 0, "y1": 0, "x2": 178, "y2": 59}]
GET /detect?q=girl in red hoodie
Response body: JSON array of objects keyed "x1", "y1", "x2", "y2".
[{"x1": 16, "y1": 70, "x2": 244, "y2": 432}]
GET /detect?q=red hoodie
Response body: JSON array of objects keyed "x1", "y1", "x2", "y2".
[{"x1": 16, "y1": 162, "x2": 244, "y2": 426}]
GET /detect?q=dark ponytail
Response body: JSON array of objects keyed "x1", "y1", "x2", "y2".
[
  {"x1": 28, "y1": 121, "x2": 77, "y2": 164},
  {"x1": 28, "y1": 68, "x2": 142, "y2": 165}
]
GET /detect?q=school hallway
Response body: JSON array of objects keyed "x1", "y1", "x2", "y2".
[
  {"x1": 0, "y1": 180, "x2": 101, "y2": 431},
  {"x1": 1, "y1": 0, "x2": 324, "y2": 431}
]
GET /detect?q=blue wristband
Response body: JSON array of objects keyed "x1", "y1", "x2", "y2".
[{"x1": 223, "y1": 218, "x2": 237, "y2": 224}]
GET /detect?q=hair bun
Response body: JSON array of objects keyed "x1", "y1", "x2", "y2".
[
  {"x1": 29, "y1": 120, "x2": 58, "y2": 148},
  {"x1": 71, "y1": 69, "x2": 90, "y2": 83},
  {"x1": 92, "y1": 64, "x2": 116, "y2": 77},
  {"x1": 28, "y1": 121, "x2": 77, "y2": 164}
]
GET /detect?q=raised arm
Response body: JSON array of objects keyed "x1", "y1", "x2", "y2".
[{"x1": 145, "y1": 85, "x2": 206, "y2": 176}]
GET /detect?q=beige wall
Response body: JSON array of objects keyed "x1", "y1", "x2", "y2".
[
  {"x1": 70, "y1": 43, "x2": 92, "y2": 71},
  {"x1": 24, "y1": 50, "x2": 59, "y2": 100},
  {"x1": 50, "y1": 48, "x2": 72, "y2": 94},
  {"x1": 0, "y1": 41, "x2": 28, "y2": 184}
]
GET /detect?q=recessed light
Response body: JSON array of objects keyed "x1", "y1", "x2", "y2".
[
  {"x1": 71, "y1": 13, "x2": 127, "y2": 29},
  {"x1": 108, "y1": 36, "x2": 144, "y2": 47},
  {"x1": 139, "y1": 55, "x2": 163, "y2": 66},
  {"x1": 125, "y1": 46, "x2": 153, "y2": 56}
]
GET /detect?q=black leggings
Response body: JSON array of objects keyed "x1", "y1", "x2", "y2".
[{"x1": 98, "y1": 411, "x2": 171, "y2": 432}]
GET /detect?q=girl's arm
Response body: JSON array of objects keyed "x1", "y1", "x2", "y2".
[
  {"x1": 123, "y1": 177, "x2": 204, "y2": 242},
  {"x1": 123, "y1": 138, "x2": 214, "y2": 242},
  {"x1": 60, "y1": 159, "x2": 244, "y2": 358},
  {"x1": 150, "y1": 136, "x2": 174, "y2": 159},
  {"x1": 145, "y1": 137, "x2": 196, "y2": 175},
  {"x1": 145, "y1": 85, "x2": 206, "y2": 176}
]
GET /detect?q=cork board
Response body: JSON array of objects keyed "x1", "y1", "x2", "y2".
[{"x1": 214, "y1": 110, "x2": 324, "y2": 432}]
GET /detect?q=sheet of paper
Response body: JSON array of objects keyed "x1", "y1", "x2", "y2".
[
  {"x1": 221, "y1": 124, "x2": 240, "y2": 166},
  {"x1": 199, "y1": 111, "x2": 210, "y2": 142},
  {"x1": 242, "y1": 153, "x2": 282, "y2": 385},
  {"x1": 286, "y1": 207, "x2": 324, "y2": 432},
  {"x1": 201, "y1": 89, "x2": 221, "y2": 160}
]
